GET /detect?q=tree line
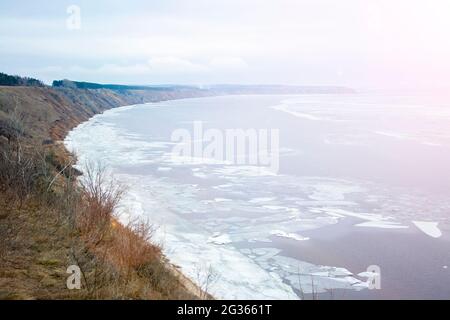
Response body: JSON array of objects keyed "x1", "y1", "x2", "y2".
[{"x1": 0, "y1": 72, "x2": 45, "y2": 87}]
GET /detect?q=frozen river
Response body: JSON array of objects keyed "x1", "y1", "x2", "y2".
[{"x1": 65, "y1": 94, "x2": 450, "y2": 299}]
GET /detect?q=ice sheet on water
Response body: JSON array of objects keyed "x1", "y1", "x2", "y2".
[
  {"x1": 270, "y1": 230, "x2": 310, "y2": 241},
  {"x1": 318, "y1": 207, "x2": 409, "y2": 229},
  {"x1": 65, "y1": 99, "x2": 450, "y2": 299},
  {"x1": 157, "y1": 167, "x2": 173, "y2": 172},
  {"x1": 272, "y1": 104, "x2": 329, "y2": 121},
  {"x1": 356, "y1": 221, "x2": 409, "y2": 229},
  {"x1": 207, "y1": 233, "x2": 232, "y2": 245},
  {"x1": 249, "y1": 197, "x2": 277, "y2": 203},
  {"x1": 253, "y1": 253, "x2": 368, "y2": 294},
  {"x1": 66, "y1": 122, "x2": 167, "y2": 168}
]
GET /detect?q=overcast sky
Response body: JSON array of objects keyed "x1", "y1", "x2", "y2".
[{"x1": 1, "y1": 0, "x2": 450, "y2": 90}]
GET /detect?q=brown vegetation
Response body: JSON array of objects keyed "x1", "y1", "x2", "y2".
[
  {"x1": 0, "y1": 135, "x2": 200, "y2": 299},
  {"x1": 0, "y1": 86, "x2": 209, "y2": 300}
]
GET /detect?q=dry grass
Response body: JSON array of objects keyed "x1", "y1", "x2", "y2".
[
  {"x1": 0, "y1": 138, "x2": 199, "y2": 300},
  {"x1": 108, "y1": 219, "x2": 159, "y2": 276}
]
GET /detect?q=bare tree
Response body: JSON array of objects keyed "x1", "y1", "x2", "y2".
[{"x1": 195, "y1": 264, "x2": 219, "y2": 300}]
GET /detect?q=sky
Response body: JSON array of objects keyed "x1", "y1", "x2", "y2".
[{"x1": 1, "y1": 0, "x2": 450, "y2": 90}]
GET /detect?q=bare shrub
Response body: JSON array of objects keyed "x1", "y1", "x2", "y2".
[
  {"x1": 0, "y1": 98, "x2": 27, "y2": 144},
  {"x1": 195, "y1": 264, "x2": 219, "y2": 300},
  {"x1": 76, "y1": 162, "x2": 125, "y2": 247},
  {"x1": 0, "y1": 103, "x2": 55, "y2": 206},
  {"x1": 0, "y1": 141, "x2": 53, "y2": 206}
]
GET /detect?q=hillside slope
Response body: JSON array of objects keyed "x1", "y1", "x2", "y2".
[
  {"x1": 0, "y1": 86, "x2": 211, "y2": 141},
  {"x1": 0, "y1": 86, "x2": 210, "y2": 300}
]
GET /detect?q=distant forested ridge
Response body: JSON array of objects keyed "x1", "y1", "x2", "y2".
[
  {"x1": 0, "y1": 72, "x2": 45, "y2": 87},
  {"x1": 52, "y1": 79, "x2": 191, "y2": 91},
  {"x1": 52, "y1": 79, "x2": 355, "y2": 94},
  {"x1": 1, "y1": 71, "x2": 355, "y2": 94}
]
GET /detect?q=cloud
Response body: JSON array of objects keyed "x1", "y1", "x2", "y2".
[
  {"x1": 147, "y1": 57, "x2": 208, "y2": 74},
  {"x1": 209, "y1": 57, "x2": 248, "y2": 70},
  {"x1": 33, "y1": 56, "x2": 248, "y2": 82},
  {"x1": 4, "y1": 0, "x2": 450, "y2": 88},
  {"x1": 36, "y1": 58, "x2": 207, "y2": 78}
]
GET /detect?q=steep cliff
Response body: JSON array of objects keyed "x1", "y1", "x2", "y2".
[{"x1": 0, "y1": 86, "x2": 211, "y2": 142}]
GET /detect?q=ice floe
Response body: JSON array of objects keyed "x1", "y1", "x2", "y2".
[
  {"x1": 319, "y1": 207, "x2": 409, "y2": 229},
  {"x1": 207, "y1": 233, "x2": 232, "y2": 245},
  {"x1": 412, "y1": 221, "x2": 442, "y2": 238},
  {"x1": 270, "y1": 230, "x2": 310, "y2": 241},
  {"x1": 355, "y1": 221, "x2": 409, "y2": 229},
  {"x1": 249, "y1": 197, "x2": 277, "y2": 203},
  {"x1": 272, "y1": 104, "x2": 328, "y2": 121},
  {"x1": 157, "y1": 167, "x2": 173, "y2": 172}
]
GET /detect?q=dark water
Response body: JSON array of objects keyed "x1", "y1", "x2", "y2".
[{"x1": 277, "y1": 218, "x2": 450, "y2": 299}]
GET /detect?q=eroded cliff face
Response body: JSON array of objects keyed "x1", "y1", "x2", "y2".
[{"x1": 0, "y1": 86, "x2": 212, "y2": 142}]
